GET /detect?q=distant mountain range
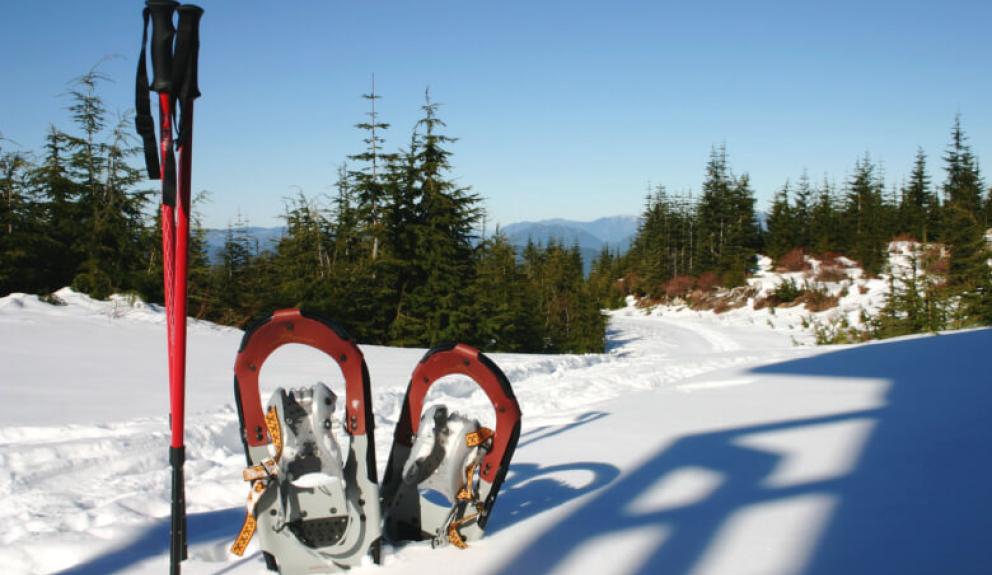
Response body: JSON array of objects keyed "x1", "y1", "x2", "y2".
[
  {"x1": 499, "y1": 216, "x2": 640, "y2": 273},
  {"x1": 502, "y1": 216, "x2": 640, "y2": 251},
  {"x1": 203, "y1": 216, "x2": 642, "y2": 273},
  {"x1": 202, "y1": 226, "x2": 286, "y2": 262}
]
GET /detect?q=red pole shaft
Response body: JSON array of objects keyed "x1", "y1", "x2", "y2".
[
  {"x1": 158, "y1": 93, "x2": 178, "y2": 447},
  {"x1": 172, "y1": 100, "x2": 193, "y2": 448}
]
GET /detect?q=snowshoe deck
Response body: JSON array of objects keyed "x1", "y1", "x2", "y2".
[
  {"x1": 382, "y1": 343, "x2": 521, "y2": 548},
  {"x1": 232, "y1": 309, "x2": 381, "y2": 573}
]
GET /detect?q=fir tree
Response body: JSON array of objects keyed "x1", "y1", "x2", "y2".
[
  {"x1": 468, "y1": 232, "x2": 542, "y2": 351},
  {"x1": 940, "y1": 116, "x2": 988, "y2": 317},
  {"x1": 765, "y1": 180, "x2": 797, "y2": 261},
  {"x1": 348, "y1": 77, "x2": 398, "y2": 264},
  {"x1": 0, "y1": 141, "x2": 40, "y2": 294},
  {"x1": 30, "y1": 127, "x2": 83, "y2": 292},
  {"x1": 809, "y1": 177, "x2": 839, "y2": 255},
  {"x1": 793, "y1": 170, "x2": 813, "y2": 249},
  {"x1": 898, "y1": 148, "x2": 937, "y2": 242},
  {"x1": 843, "y1": 155, "x2": 886, "y2": 276},
  {"x1": 694, "y1": 146, "x2": 758, "y2": 285},
  {"x1": 62, "y1": 70, "x2": 148, "y2": 298},
  {"x1": 588, "y1": 245, "x2": 626, "y2": 309},
  {"x1": 389, "y1": 90, "x2": 482, "y2": 346},
  {"x1": 272, "y1": 192, "x2": 332, "y2": 306}
]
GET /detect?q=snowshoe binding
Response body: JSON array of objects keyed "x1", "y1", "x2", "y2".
[
  {"x1": 231, "y1": 309, "x2": 381, "y2": 573},
  {"x1": 382, "y1": 343, "x2": 521, "y2": 549}
]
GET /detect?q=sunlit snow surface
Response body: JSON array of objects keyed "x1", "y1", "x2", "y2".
[{"x1": 0, "y1": 286, "x2": 989, "y2": 574}]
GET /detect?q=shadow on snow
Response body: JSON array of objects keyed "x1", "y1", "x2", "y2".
[
  {"x1": 491, "y1": 329, "x2": 992, "y2": 574},
  {"x1": 56, "y1": 412, "x2": 619, "y2": 574},
  {"x1": 54, "y1": 507, "x2": 246, "y2": 575}
]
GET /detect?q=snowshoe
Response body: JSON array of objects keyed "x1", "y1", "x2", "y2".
[
  {"x1": 382, "y1": 343, "x2": 521, "y2": 549},
  {"x1": 231, "y1": 309, "x2": 381, "y2": 573}
]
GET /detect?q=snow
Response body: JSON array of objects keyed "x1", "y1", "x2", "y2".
[{"x1": 1, "y1": 287, "x2": 990, "y2": 574}]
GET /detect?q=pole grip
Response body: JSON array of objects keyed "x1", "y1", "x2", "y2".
[
  {"x1": 147, "y1": 0, "x2": 179, "y2": 92},
  {"x1": 174, "y1": 5, "x2": 204, "y2": 102}
]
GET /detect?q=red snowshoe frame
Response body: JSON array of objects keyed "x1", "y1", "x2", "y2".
[
  {"x1": 382, "y1": 343, "x2": 522, "y2": 545},
  {"x1": 232, "y1": 309, "x2": 381, "y2": 572}
]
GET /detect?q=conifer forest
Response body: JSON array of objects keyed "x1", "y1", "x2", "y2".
[{"x1": 2, "y1": 71, "x2": 990, "y2": 352}]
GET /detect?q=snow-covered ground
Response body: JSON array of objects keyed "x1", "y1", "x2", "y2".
[{"x1": 1, "y1": 288, "x2": 990, "y2": 574}]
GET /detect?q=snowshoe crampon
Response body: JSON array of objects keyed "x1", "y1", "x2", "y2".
[
  {"x1": 382, "y1": 343, "x2": 521, "y2": 549},
  {"x1": 231, "y1": 309, "x2": 381, "y2": 573}
]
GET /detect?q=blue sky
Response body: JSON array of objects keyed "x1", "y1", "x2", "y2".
[{"x1": 2, "y1": 0, "x2": 989, "y2": 229}]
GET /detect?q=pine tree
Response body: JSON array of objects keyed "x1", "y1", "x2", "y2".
[
  {"x1": 0, "y1": 141, "x2": 41, "y2": 294},
  {"x1": 694, "y1": 146, "x2": 758, "y2": 285},
  {"x1": 793, "y1": 170, "x2": 813, "y2": 249},
  {"x1": 468, "y1": 232, "x2": 542, "y2": 351},
  {"x1": 213, "y1": 213, "x2": 256, "y2": 325},
  {"x1": 588, "y1": 245, "x2": 626, "y2": 309},
  {"x1": 30, "y1": 127, "x2": 83, "y2": 292},
  {"x1": 695, "y1": 146, "x2": 733, "y2": 274},
  {"x1": 842, "y1": 154, "x2": 886, "y2": 276},
  {"x1": 631, "y1": 187, "x2": 672, "y2": 297},
  {"x1": 348, "y1": 77, "x2": 398, "y2": 264},
  {"x1": 62, "y1": 70, "x2": 149, "y2": 298},
  {"x1": 809, "y1": 177, "x2": 839, "y2": 255},
  {"x1": 272, "y1": 192, "x2": 332, "y2": 306},
  {"x1": 941, "y1": 116, "x2": 987, "y2": 312},
  {"x1": 389, "y1": 90, "x2": 482, "y2": 346},
  {"x1": 898, "y1": 148, "x2": 938, "y2": 242},
  {"x1": 765, "y1": 180, "x2": 797, "y2": 261}
]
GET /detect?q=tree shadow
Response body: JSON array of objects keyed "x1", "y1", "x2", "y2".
[
  {"x1": 54, "y1": 507, "x2": 245, "y2": 575},
  {"x1": 491, "y1": 329, "x2": 992, "y2": 574},
  {"x1": 487, "y1": 461, "x2": 621, "y2": 534},
  {"x1": 517, "y1": 411, "x2": 608, "y2": 448},
  {"x1": 490, "y1": 412, "x2": 619, "y2": 533},
  {"x1": 756, "y1": 330, "x2": 992, "y2": 575}
]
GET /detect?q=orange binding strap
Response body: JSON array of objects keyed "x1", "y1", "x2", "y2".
[{"x1": 231, "y1": 406, "x2": 283, "y2": 556}]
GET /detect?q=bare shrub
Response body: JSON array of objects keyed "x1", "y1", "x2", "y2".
[
  {"x1": 815, "y1": 265, "x2": 847, "y2": 283},
  {"x1": 776, "y1": 248, "x2": 809, "y2": 272},
  {"x1": 665, "y1": 275, "x2": 696, "y2": 299},
  {"x1": 696, "y1": 272, "x2": 720, "y2": 292},
  {"x1": 799, "y1": 287, "x2": 840, "y2": 312}
]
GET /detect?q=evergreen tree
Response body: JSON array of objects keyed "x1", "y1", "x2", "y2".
[
  {"x1": 389, "y1": 91, "x2": 482, "y2": 346},
  {"x1": 898, "y1": 148, "x2": 938, "y2": 242},
  {"x1": 793, "y1": 170, "x2": 813, "y2": 249},
  {"x1": 30, "y1": 127, "x2": 83, "y2": 291},
  {"x1": 631, "y1": 187, "x2": 672, "y2": 297},
  {"x1": 348, "y1": 78, "x2": 398, "y2": 264},
  {"x1": 63, "y1": 71, "x2": 149, "y2": 298},
  {"x1": 878, "y1": 252, "x2": 927, "y2": 338},
  {"x1": 765, "y1": 180, "x2": 797, "y2": 261},
  {"x1": 694, "y1": 146, "x2": 758, "y2": 285},
  {"x1": 271, "y1": 192, "x2": 332, "y2": 306},
  {"x1": 940, "y1": 116, "x2": 988, "y2": 314},
  {"x1": 695, "y1": 146, "x2": 733, "y2": 274},
  {"x1": 213, "y1": 214, "x2": 257, "y2": 325},
  {"x1": 0, "y1": 141, "x2": 41, "y2": 294},
  {"x1": 468, "y1": 232, "x2": 542, "y2": 351},
  {"x1": 842, "y1": 155, "x2": 886, "y2": 275},
  {"x1": 809, "y1": 177, "x2": 839, "y2": 254},
  {"x1": 588, "y1": 245, "x2": 626, "y2": 309}
]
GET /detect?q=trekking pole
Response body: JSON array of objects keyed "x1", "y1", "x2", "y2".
[
  {"x1": 147, "y1": 1, "x2": 187, "y2": 572},
  {"x1": 134, "y1": 2, "x2": 202, "y2": 573},
  {"x1": 168, "y1": 6, "x2": 202, "y2": 573}
]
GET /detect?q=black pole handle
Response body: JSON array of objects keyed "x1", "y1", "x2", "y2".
[
  {"x1": 147, "y1": 0, "x2": 179, "y2": 93},
  {"x1": 174, "y1": 5, "x2": 204, "y2": 102}
]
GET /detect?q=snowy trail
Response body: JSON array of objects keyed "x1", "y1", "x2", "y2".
[{"x1": 2, "y1": 292, "x2": 990, "y2": 575}]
